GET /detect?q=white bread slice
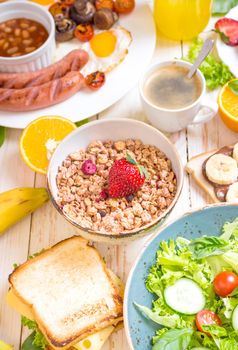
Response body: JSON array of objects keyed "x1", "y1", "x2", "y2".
[
  {"x1": 7, "y1": 270, "x2": 124, "y2": 350},
  {"x1": 9, "y1": 237, "x2": 123, "y2": 349},
  {"x1": 186, "y1": 149, "x2": 221, "y2": 203}
]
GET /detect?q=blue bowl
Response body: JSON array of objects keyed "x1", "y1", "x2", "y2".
[{"x1": 124, "y1": 204, "x2": 238, "y2": 350}]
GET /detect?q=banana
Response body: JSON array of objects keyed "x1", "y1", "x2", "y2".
[
  {"x1": 233, "y1": 143, "x2": 238, "y2": 164},
  {"x1": 205, "y1": 154, "x2": 238, "y2": 185},
  {"x1": 0, "y1": 340, "x2": 13, "y2": 350},
  {"x1": 0, "y1": 188, "x2": 49, "y2": 235},
  {"x1": 226, "y1": 182, "x2": 238, "y2": 203}
]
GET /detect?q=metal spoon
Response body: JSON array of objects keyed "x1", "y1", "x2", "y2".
[{"x1": 187, "y1": 38, "x2": 215, "y2": 79}]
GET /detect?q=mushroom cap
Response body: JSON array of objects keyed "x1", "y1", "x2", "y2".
[
  {"x1": 70, "y1": 2, "x2": 96, "y2": 24},
  {"x1": 94, "y1": 8, "x2": 115, "y2": 30}
]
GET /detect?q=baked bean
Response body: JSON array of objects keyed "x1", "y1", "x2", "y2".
[
  {"x1": 0, "y1": 18, "x2": 48, "y2": 57},
  {"x1": 25, "y1": 46, "x2": 36, "y2": 53},
  {"x1": 7, "y1": 46, "x2": 18, "y2": 55},
  {"x1": 14, "y1": 28, "x2": 21, "y2": 36},
  {"x1": 29, "y1": 26, "x2": 37, "y2": 32},
  {"x1": 4, "y1": 27, "x2": 12, "y2": 33},
  {"x1": 22, "y1": 39, "x2": 33, "y2": 46},
  {"x1": 20, "y1": 22, "x2": 29, "y2": 29},
  {"x1": 3, "y1": 42, "x2": 9, "y2": 50},
  {"x1": 22, "y1": 30, "x2": 30, "y2": 39}
]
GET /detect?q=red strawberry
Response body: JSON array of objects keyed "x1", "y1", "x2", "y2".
[
  {"x1": 215, "y1": 18, "x2": 238, "y2": 46},
  {"x1": 108, "y1": 153, "x2": 148, "y2": 198}
]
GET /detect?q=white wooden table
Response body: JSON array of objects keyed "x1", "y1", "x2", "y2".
[{"x1": 1, "y1": 9, "x2": 238, "y2": 350}]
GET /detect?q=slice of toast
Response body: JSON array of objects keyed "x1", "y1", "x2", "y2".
[
  {"x1": 186, "y1": 149, "x2": 221, "y2": 203},
  {"x1": 9, "y1": 236, "x2": 123, "y2": 349}
]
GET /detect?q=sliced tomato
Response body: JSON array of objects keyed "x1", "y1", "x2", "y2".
[
  {"x1": 114, "y1": 0, "x2": 135, "y2": 14},
  {"x1": 95, "y1": 0, "x2": 114, "y2": 10},
  {"x1": 214, "y1": 271, "x2": 238, "y2": 297},
  {"x1": 49, "y1": 3, "x2": 70, "y2": 17},
  {"x1": 74, "y1": 24, "x2": 94, "y2": 42},
  {"x1": 196, "y1": 310, "x2": 222, "y2": 334},
  {"x1": 85, "y1": 71, "x2": 105, "y2": 90}
]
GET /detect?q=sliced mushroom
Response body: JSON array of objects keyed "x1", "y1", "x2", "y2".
[
  {"x1": 94, "y1": 8, "x2": 115, "y2": 30},
  {"x1": 55, "y1": 15, "x2": 76, "y2": 42},
  {"x1": 69, "y1": 2, "x2": 96, "y2": 24}
]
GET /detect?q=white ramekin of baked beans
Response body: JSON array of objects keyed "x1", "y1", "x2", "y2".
[{"x1": 0, "y1": 1, "x2": 55, "y2": 73}]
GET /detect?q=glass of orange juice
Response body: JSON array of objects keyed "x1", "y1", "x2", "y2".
[{"x1": 154, "y1": 0, "x2": 213, "y2": 41}]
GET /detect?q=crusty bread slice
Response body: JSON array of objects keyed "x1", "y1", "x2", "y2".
[
  {"x1": 9, "y1": 236, "x2": 123, "y2": 349},
  {"x1": 186, "y1": 149, "x2": 220, "y2": 203}
]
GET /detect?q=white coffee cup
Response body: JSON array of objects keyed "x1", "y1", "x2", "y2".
[{"x1": 139, "y1": 60, "x2": 218, "y2": 133}]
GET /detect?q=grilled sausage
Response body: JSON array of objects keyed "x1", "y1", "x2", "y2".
[
  {"x1": 0, "y1": 49, "x2": 88, "y2": 89},
  {"x1": 0, "y1": 71, "x2": 85, "y2": 111}
]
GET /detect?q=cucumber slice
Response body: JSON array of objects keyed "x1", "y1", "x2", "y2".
[
  {"x1": 164, "y1": 278, "x2": 205, "y2": 315},
  {"x1": 232, "y1": 305, "x2": 238, "y2": 331}
]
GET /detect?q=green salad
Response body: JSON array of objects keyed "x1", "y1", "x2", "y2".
[{"x1": 136, "y1": 217, "x2": 238, "y2": 350}]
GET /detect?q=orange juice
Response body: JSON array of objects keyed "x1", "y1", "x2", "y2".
[{"x1": 154, "y1": 0, "x2": 212, "y2": 41}]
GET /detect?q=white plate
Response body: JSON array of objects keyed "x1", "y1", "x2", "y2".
[
  {"x1": 0, "y1": 2, "x2": 156, "y2": 129},
  {"x1": 216, "y1": 5, "x2": 238, "y2": 77}
]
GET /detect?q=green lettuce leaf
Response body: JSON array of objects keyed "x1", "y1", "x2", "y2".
[
  {"x1": 21, "y1": 317, "x2": 48, "y2": 349},
  {"x1": 152, "y1": 328, "x2": 193, "y2": 350},
  {"x1": 206, "y1": 256, "x2": 231, "y2": 277},
  {"x1": 22, "y1": 333, "x2": 42, "y2": 350},
  {"x1": 134, "y1": 303, "x2": 180, "y2": 328},
  {"x1": 189, "y1": 236, "x2": 230, "y2": 259},
  {"x1": 222, "y1": 251, "x2": 238, "y2": 274},
  {"x1": 219, "y1": 338, "x2": 238, "y2": 350},
  {"x1": 220, "y1": 218, "x2": 238, "y2": 241},
  {"x1": 202, "y1": 324, "x2": 227, "y2": 337}
]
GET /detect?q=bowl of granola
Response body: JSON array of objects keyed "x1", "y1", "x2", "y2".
[{"x1": 47, "y1": 119, "x2": 183, "y2": 243}]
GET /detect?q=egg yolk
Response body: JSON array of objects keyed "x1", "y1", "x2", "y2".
[{"x1": 90, "y1": 32, "x2": 117, "y2": 58}]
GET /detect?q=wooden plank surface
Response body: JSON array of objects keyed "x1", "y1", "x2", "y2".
[{"x1": 0, "y1": 14, "x2": 233, "y2": 350}]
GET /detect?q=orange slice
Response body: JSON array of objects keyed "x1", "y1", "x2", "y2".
[
  {"x1": 218, "y1": 79, "x2": 238, "y2": 132},
  {"x1": 20, "y1": 116, "x2": 76, "y2": 174}
]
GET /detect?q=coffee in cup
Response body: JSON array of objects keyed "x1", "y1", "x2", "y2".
[{"x1": 140, "y1": 60, "x2": 218, "y2": 133}]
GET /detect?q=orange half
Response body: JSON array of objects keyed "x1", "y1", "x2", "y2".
[
  {"x1": 20, "y1": 116, "x2": 76, "y2": 174},
  {"x1": 218, "y1": 79, "x2": 238, "y2": 132}
]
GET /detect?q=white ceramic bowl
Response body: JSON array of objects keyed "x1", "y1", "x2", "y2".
[
  {"x1": 0, "y1": 1, "x2": 55, "y2": 73},
  {"x1": 47, "y1": 119, "x2": 184, "y2": 243}
]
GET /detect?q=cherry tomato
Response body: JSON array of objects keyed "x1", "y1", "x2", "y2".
[
  {"x1": 214, "y1": 271, "x2": 238, "y2": 297},
  {"x1": 85, "y1": 71, "x2": 105, "y2": 90},
  {"x1": 74, "y1": 24, "x2": 94, "y2": 42},
  {"x1": 114, "y1": 0, "x2": 135, "y2": 14},
  {"x1": 95, "y1": 0, "x2": 114, "y2": 10},
  {"x1": 49, "y1": 3, "x2": 70, "y2": 17},
  {"x1": 196, "y1": 310, "x2": 222, "y2": 334}
]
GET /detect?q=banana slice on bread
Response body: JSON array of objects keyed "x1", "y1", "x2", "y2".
[
  {"x1": 205, "y1": 154, "x2": 238, "y2": 185},
  {"x1": 233, "y1": 143, "x2": 238, "y2": 164},
  {"x1": 226, "y1": 182, "x2": 238, "y2": 203},
  {"x1": 186, "y1": 142, "x2": 238, "y2": 203}
]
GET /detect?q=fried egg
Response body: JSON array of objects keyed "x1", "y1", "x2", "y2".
[{"x1": 80, "y1": 26, "x2": 132, "y2": 76}]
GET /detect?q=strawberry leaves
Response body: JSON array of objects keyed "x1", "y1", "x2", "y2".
[{"x1": 126, "y1": 152, "x2": 149, "y2": 179}]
